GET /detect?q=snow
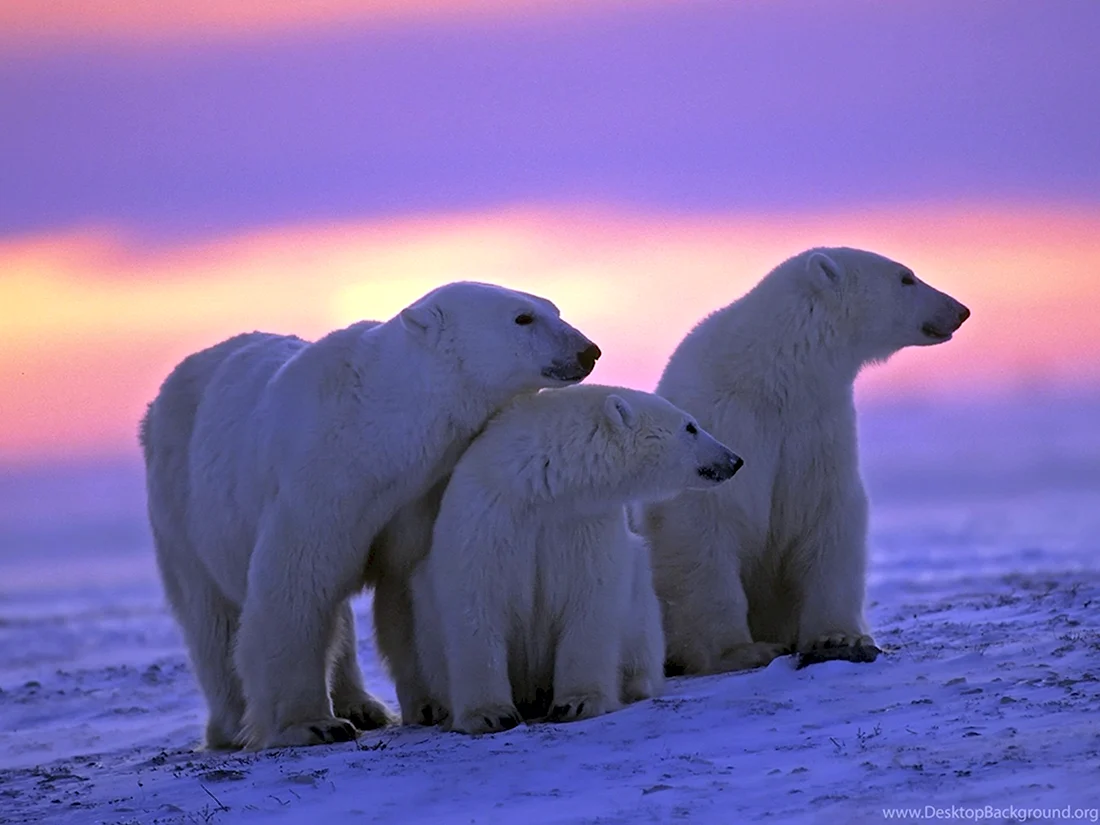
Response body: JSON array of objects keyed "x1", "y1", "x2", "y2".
[{"x1": 2, "y1": 395, "x2": 1099, "y2": 824}]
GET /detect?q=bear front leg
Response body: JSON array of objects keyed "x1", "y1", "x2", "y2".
[
  {"x1": 443, "y1": 599, "x2": 520, "y2": 735},
  {"x1": 794, "y1": 495, "x2": 880, "y2": 667},
  {"x1": 234, "y1": 509, "x2": 362, "y2": 749},
  {"x1": 447, "y1": 631, "x2": 520, "y2": 735},
  {"x1": 407, "y1": 566, "x2": 453, "y2": 726},
  {"x1": 551, "y1": 606, "x2": 623, "y2": 723},
  {"x1": 153, "y1": 532, "x2": 247, "y2": 750}
]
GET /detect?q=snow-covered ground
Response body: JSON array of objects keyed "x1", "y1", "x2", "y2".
[{"x1": 2, "y1": 395, "x2": 1099, "y2": 824}]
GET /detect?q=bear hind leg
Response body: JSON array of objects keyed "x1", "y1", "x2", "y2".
[
  {"x1": 620, "y1": 542, "x2": 666, "y2": 704},
  {"x1": 717, "y1": 641, "x2": 793, "y2": 672},
  {"x1": 371, "y1": 574, "x2": 433, "y2": 726},
  {"x1": 662, "y1": 549, "x2": 787, "y2": 675},
  {"x1": 154, "y1": 537, "x2": 246, "y2": 750},
  {"x1": 329, "y1": 600, "x2": 398, "y2": 731}
]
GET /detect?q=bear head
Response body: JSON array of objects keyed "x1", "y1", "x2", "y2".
[
  {"x1": 597, "y1": 387, "x2": 743, "y2": 504},
  {"x1": 800, "y1": 247, "x2": 970, "y2": 366},
  {"x1": 399, "y1": 281, "x2": 601, "y2": 395}
]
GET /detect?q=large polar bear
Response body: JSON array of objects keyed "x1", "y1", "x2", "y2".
[
  {"x1": 413, "y1": 385, "x2": 744, "y2": 735},
  {"x1": 139, "y1": 282, "x2": 600, "y2": 749},
  {"x1": 642, "y1": 248, "x2": 970, "y2": 674}
]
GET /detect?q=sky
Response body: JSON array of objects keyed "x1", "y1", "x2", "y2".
[{"x1": 1, "y1": 0, "x2": 1099, "y2": 465}]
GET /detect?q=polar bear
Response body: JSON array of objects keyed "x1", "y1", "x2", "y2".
[
  {"x1": 413, "y1": 385, "x2": 744, "y2": 735},
  {"x1": 642, "y1": 248, "x2": 970, "y2": 674},
  {"x1": 139, "y1": 282, "x2": 600, "y2": 749},
  {"x1": 409, "y1": 527, "x2": 666, "y2": 729}
]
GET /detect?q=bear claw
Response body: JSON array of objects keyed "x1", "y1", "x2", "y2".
[
  {"x1": 547, "y1": 692, "x2": 611, "y2": 723},
  {"x1": 413, "y1": 700, "x2": 450, "y2": 727},
  {"x1": 334, "y1": 694, "x2": 398, "y2": 731},
  {"x1": 307, "y1": 720, "x2": 358, "y2": 743},
  {"x1": 797, "y1": 634, "x2": 881, "y2": 669},
  {"x1": 269, "y1": 717, "x2": 361, "y2": 748},
  {"x1": 548, "y1": 701, "x2": 585, "y2": 722},
  {"x1": 485, "y1": 712, "x2": 521, "y2": 732},
  {"x1": 453, "y1": 704, "x2": 523, "y2": 735}
]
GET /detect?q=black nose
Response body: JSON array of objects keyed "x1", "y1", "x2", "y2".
[
  {"x1": 577, "y1": 343, "x2": 602, "y2": 373},
  {"x1": 957, "y1": 304, "x2": 971, "y2": 324},
  {"x1": 698, "y1": 451, "x2": 744, "y2": 483}
]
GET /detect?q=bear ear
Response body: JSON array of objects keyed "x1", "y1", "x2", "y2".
[
  {"x1": 399, "y1": 301, "x2": 445, "y2": 342},
  {"x1": 806, "y1": 251, "x2": 844, "y2": 287},
  {"x1": 604, "y1": 394, "x2": 637, "y2": 429}
]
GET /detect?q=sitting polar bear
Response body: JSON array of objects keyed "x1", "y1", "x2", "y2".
[
  {"x1": 139, "y1": 282, "x2": 600, "y2": 749},
  {"x1": 642, "y1": 248, "x2": 970, "y2": 674},
  {"x1": 412, "y1": 385, "x2": 744, "y2": 735}
]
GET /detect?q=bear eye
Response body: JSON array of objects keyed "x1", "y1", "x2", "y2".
[
  {"x1": 685, "y1": 422, "x2": 698, "y2": 436},
  {"x1": 900, "y1": 271, "x2": 916, "y2": 286},
  {"x1": 514, "y1": 313, "x2": 535, "y2": 326}
]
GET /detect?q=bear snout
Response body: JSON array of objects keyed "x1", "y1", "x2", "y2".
[
  {"x1": 921, "y1": 297, "x2": 971, "y2": 342},
  {"x1": 943, "y1": 295, "x2": 971, "y2": 331},
  {"x1": 577, "y1": 343, "x2": 602, "y2": 373},
  {"x1": 697, "y1": 451, "x2": 744, "y2": 484},
  {"x1": 541, "y1": 340, "x2": 602, "y2": 383}
]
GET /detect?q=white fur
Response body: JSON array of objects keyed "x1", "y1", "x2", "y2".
[
  {"x1": 140, "y1": 282, "x2": 599, "y2": 749},
  {"x1": 643, "y1": 248, "x2": 970, "y2": 674},
  {"x1": 415, "y1": 385, "x2": 743, "y2": 735}
]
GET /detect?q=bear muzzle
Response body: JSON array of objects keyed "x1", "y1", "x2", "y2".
[
  {"x1": 542, "y1": 342, "x2": 602, "y2": 383},
  {"x1": 697, "y1": 451, "x2": 744, "y2": 484},
  {"x1": 921, "y1": 298, "x2": 970, "y2": 343}
]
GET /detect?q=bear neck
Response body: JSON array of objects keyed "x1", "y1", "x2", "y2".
[
  {"x1": 345, "y1": 318, "x2": 507, "y2": 442},
  {"x1": 712, "y1": 285, "x2": 864, "y2": 410}
]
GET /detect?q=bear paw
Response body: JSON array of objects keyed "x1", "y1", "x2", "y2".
[
  {"x1": 621, "y1": 674, "x2": 659, "y2": 704},
  {"x1": 451, "y1": 704, "x2": 523, "y2": 735},
  {"x1": 333, "y1": 693, "x2": 398, "y2": 731},
  {"x1": 718, "y1": 642, "x2": 793, "y2": 672},
  {"x1": 267, "y1": 717, "x2": 360, "y2": 748},
  {"x1": 407, "y1": 698, "x2": 450, "y2": 727},
  {"x1": 797, "y1": 634, "x2": 881, "y2": 669},
  {"x1": 547, "y1": 692, "x2": 613, "y2": 723},
  {"x1": 203, "y1": 717, "x2": 245, "y2": 751}
]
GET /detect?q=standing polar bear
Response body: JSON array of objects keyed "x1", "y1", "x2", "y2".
[
  {"x1": 642, "y1": 248, "x2": 970, "y2": 674},
  {"x1": 414, "y1": 385, "x2": 744, "y2": 735},
  {"x1": 140, "y1": 282, "x2": 600, "y2": 749}
]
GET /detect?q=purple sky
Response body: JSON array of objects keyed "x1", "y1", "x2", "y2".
[{"x1": 1, "y1": 0, "x2": 1098, "y2": 243}]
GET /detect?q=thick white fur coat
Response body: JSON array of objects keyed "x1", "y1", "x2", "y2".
[
  {"x1": 414, "y1": 384, "x2": 742, "y2": 734},
  {"x1": 141, "y1": 282, "x2": 598, "y2": 748},
  {"x1": 643, "y1": 248, "x2": 970, "y2": 674}
]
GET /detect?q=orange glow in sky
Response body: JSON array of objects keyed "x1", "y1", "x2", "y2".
[
  {"x1": 2, "y1": 205, "x2": 1099, "y2": 464},
  {"x1": 0, "y1": 0, "x2": 619, "y2": 48}
]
